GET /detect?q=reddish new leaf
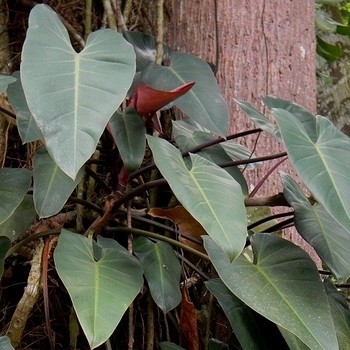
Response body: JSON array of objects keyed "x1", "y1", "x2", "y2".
[
  {"x1": 129, "y1": 82, "x2": 195, "y2": 116},
  {"x1": 180, "y1": 287, "x2": 199, "y2": 350},
  {"x1": 129, "y1": 82, "x2": 195, "y2": 132}
]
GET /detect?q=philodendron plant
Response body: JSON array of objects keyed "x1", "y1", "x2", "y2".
[{"x1": 0, "y1": 4, "x2": 349, "y2": 350}]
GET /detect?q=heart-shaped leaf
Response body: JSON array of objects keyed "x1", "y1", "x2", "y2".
[
  {"x1": 204, "y1": 234, "x2": 338, "y2": 350},
  {"x1": 134, "y1": 236, "x2": 182, "y2": 313},
  {"x1": 0, "y1": 168, "x2": 32, "y2": 225},
  {"x1": 21, "y1": 4, "x2": 136, "y2": 179},
  {"x1": 273, "y1": 110, "x2": 350, "y2": 233},
  {"x1": 281, "y1": 172, "x2": 350, "y2": 283},
  {"x1": 33, "y1": 145, "x2": 84, "y2": 218},
  {"x1": 54, "y1": 230, "x2": 143, "y2": 349},
  {"x1": 109, "y1": 107, "x2": 146, "y2": 173},
  {"x1": 142, "y1": 52, "x2": 228, "y2": 136},
  {"x1": 147, "y1": 135, "x2": 246, "y2": 261},
  {"x1": 7, "y1": 71, "x2": 41, "y2": 143}
]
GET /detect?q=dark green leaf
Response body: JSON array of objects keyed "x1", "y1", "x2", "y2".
[
  {"x1": 324, "y1": 278, "x2": 350, "y2": 349},
  {"x1": 0, "y1": 195, "x2": 36, "y2": 242},
  {"x1": 33, "y1": 145, "x2": 84, "y2": 218},
  {"x1": 206, "y1": 279, "x2": 280, "y2": 350},
  {"x1": 0, "y1": 168, "x2": 32, "y2": 225},
  {"x1": 109, "y1": 107, "x2": 146, "y2": 173},
  {"x1": 316, "y1": 35, "x2": 342, "y2": 62},
  {"x1": 204, "y1": 234, "x2": 338, "y2": 350},
  {"x1": 134, "y1": 237, "x2": 181, "y2": 313},
  {"x1": 142, "y1": 52, "x2": 228, "y2": 136}
]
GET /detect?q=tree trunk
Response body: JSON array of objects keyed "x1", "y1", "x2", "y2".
[{"x1": 167, "y1": 0, "x2": 319, "y2": 260}]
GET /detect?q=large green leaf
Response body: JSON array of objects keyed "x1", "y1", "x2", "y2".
[
  {"x1": 273, "y1": 110, "x2": 350, "y2": 233},
  {"x1": 33, "y1": 145, "x2": 84, "y2": 218},
  {"x1": 21, "y1": 4, "x2": 136, "y2": 179},
  {"x1": 204, "y1": 234, "x2": 338, "y2": 350},
  {"x1": 0, "y1": 236, "x2": 11, "y2": 279},
  {"x1": 281, "y1": 173, "x2": 350, "y2": 282},
  {"x1": 173, "y1": 128, "x2": 248, "y2": 195},
  {"x1": 134, "y1": 237, "x2": 181, "y2": 313},
  {"x1": 108, "y1": 107, "x2": 146, "y2": 173},
  {"x1": 7, "y1": 71, "x2": 41, "y2": 143},
  {"x1": 54, "y1": 230, "x2": 143, "y2": 349},
  {"x1": 142, "y1": 52, "x2": 228, "y2": 136},
  {"x1": 147, "y1": 136, "x2": 246, "y2": 261},
  {"x1": 0, "y1": 195, "x2": 36, "y2": 242},
  {"x1": 206, "y1": 279, "x2": 281, "y2": 350},
  {"x1": 0, "y1": 168, "x2": 32, "y2": 225},
  {"x1": 324, "y1": 278, "x2": 350, "y2": 348}
]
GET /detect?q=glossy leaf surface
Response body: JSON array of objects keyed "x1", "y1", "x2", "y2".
[
  {"x1": 109, "y1": 107, "x2": 146, "y2": 173},
  {"x1": 21, "y1": 4, "x2": 135, "y2": 179},
  {"x1": 7, "y1": 71, "x2": 41, "y2": 143},
  {"x1": 147, "y1": 135, "x2": 246, "y2": 261},
  {"x1": 273, "y1": 110, "x2": 350, "y2": 232},
  {"x1": 134, "y1": 237, "x2": 181, "y2": 313},
  {"x1": 33, "y1": 146, "x2": 84, "y2": 218},
  {"x1": 54, "y1": 230, "x2": 143, "y2": 349},
  {"x1": 282, "y1": 172, "x2": 350, "y2": 282},
  {"x1": 142, "y1": 52, "x2": 228, "y2": 136},
  {"x1": 0, "y1": 168, "x2": 32, "y2": 225},
  {"x1": 204, "y1": 234, "x2": 338, "y2": 350}
]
